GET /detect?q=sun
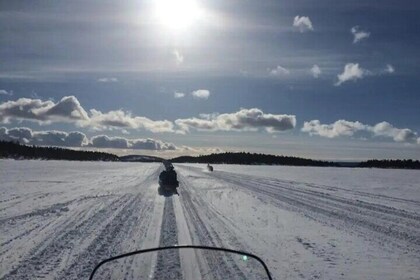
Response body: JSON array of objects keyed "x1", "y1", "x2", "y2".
[{"x1": 154, "y1": 0, "x2": 202, "y2": 31}]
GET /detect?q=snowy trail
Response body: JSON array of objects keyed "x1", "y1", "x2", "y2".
[
  {"x1": 177, "y1": 172, "x2": 271, "y2": 280},
  {"x1": 178, "y1": 176, "x2": 247, "y2": 279}
]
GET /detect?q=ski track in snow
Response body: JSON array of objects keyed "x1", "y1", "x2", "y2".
[{"x1": 1, "y1": 160, "x2": 420, "y2": 279}]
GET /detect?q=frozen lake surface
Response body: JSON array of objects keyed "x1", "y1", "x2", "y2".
[{"x1": 1, "y1": 160, "x2": 419, "y2": 279}]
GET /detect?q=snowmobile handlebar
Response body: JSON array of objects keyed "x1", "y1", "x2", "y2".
[{"x1": 89, "y1": 245, "x2": 273, "y2": 280}]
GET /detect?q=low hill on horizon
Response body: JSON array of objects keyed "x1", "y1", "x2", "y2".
[{"x1": 119, "y1": 154, "x2": 164, "y2": 162}]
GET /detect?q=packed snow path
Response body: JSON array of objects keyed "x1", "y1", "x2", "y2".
[{"x1": 1, "y1": 160, "x2": 419, "y2": 279}]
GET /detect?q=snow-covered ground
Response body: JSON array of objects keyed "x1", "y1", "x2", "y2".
[{"x1": 1, "y1": 160, "x2": 419, "y2": 279}]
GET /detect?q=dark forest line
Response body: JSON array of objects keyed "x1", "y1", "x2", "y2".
[
  {"x1": 171, "y1": 152, "x2": 339, "y2": 167},
  {"x1": 0, "y1": 140, "x2": 118, "y2": 162},
  {"x1": 1, "y1": 141, "x2": 419, "y2": 169},
  {"x1": 172, "y1": 152, "x2": 419, "y2": 169}
]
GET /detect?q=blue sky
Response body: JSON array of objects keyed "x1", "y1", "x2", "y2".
[{"x1": 1, "y1": 0, "x2": 419, "y2": 160}]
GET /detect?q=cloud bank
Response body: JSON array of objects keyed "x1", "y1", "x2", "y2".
[
  {"x1": 302, "y1": 120, "x2": 420, "y2": 144},
  {"x1": 0, "y1": 126, "x2": 178, "y2": 150},
  {"x1": 0, "y1": 96, "x2": 175, "y2": 133},
  {"x1": 0, "y1": 97, "x2": 299, "y2": 136},
  {"x1": 0, "y1": 127, "x2": 88, "y2": 147}
]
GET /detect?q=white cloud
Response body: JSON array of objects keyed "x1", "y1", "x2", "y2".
[
  {"x1": 86, "y1": 109, "x2": 175, "y2": 133},
  {"x1": 191, "y1": 89, "x2": 210, "y2": 99},
  {"x1": 88, "y1": 135, "x2": 178, "y2": 150},
  {"x1": 302, "y1": 120, "x2": 419, "y2": 144},
  {"x1": 175, "y1": 108, "x2": 296, "y2": 133},
  {"x1": 302, "y1": 120, "x2": 368, "y2": 138},
  {"x1": 335, "y1": 63, "x2": 367, "y2": 86},
  {"x1": 351, "y1": 26, "x2": 370, "y2": 43},
  {"x1": 1, "y1": 97, "x2": 300, "y2": 137},
  {"x1": 35, "y1": 130, "x2": 89, "y2": 146},
  {"x1": 384, "y1": 64, "x2": 395, "y2": 74},
  {"x1": 372, "y1": 122, "x2": 418, "y2": 143},
  {"x1": 175, "y1": 118, "x2": 216, "y2": 132},
  {"x1": 0, "y1": 90, "x2": 13, "y2": 96},
  {"x1": 0, "y1": 126, "x2": 179, "y2": 150},
  {"x1": 174, "y1": 91, "x2": 185, "y2": 98},
  {"x1": 199, "y1": 113, "x2": 219, "y2": 120},
  {"x1": 0, "y1": 96, "x2": 176, "y2": 133},
  {"x1": 269, "y1": 65, "x2": 290, "y2": 76},
  {"x1": 0, "y1": 96, "x2": 89, "y2": 124},
  {"x1": 2, "y1": 127, "x2": 33, "y2": 143},
  {"x1": 310, "y1": 65, "x2": 322, "y2": 78},
  {"x1": 130, "y1": 138, "x2": 176, "y2": 150},
  {"x1": 293, "y1": 16, "x2": 313, "y2": 33},
  {"x1": 97, "y1": 77, "x2": 118, "y2": 83},
  {"x1": 173, "y1": 49, "x2": 184, "y2": 65},
  {"x1": 335, "y1": 63, "x2": 394, "y2": 85},
  {"x1": 90, "y1": 135, "x2": 129, "y2": 149},
  {"x1": 0, "y1": 126, "x2": 88, "y2": 147}
]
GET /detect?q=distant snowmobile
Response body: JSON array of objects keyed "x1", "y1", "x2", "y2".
[
  {"x1": 158, "y1": 162, "x2": 179, "y2": 196},
  {"x1": 207, "y1": 164, "x2": 214, "y2": 172}
]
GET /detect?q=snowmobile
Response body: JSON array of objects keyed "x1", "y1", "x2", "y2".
[
  {"x1": 158, "y1": 164, "x2": 179, "y2": 196},
  {"x1": 89, "y1": 245, "x2": 273, "y2": 279}
]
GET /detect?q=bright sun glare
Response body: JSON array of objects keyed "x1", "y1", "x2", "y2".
[{"x1": 154, "y1": 0, "x2": 202, "y2": 31}]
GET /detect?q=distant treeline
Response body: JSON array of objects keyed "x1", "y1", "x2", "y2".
[
  {"x1": 171, "y1": 152, "x2": 420, "y2": 169},
  {"x1": 171, "y1": 152, "x2": 339, "y2": 167},
  {"x1": 358, "y1": 159, "x2": 420, "y2": 169},
  {"x1": 1, "y1": 140, "x2": 419, "y2": 169},
  {"x1": 0, "y1": 140, "x2": 119, "y2": 161}
]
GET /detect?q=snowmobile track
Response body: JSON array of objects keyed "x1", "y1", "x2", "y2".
[
  {"x1": 153, "y1": 198, "x2": 183, "y2": 279},
  {"x1": 178, "y1": 174, "x2": 262, "y2": 280}
]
